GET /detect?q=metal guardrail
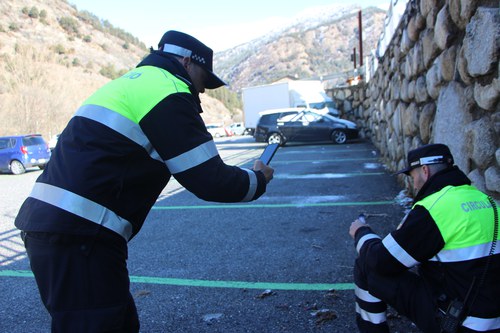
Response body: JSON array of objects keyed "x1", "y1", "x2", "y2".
[
  {"x1": 376, "y1": 0, "x2": 410, "y2": 59},
  {"x1": 364, "y1": 0, "x2": 411, "y2": 82}
]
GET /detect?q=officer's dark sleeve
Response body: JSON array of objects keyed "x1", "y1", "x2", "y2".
[
  {"x1": 354, "y1": 206, "x2": 445, "y2": 276},
  {"x1": 388, "y1": 205, "x2": 445, "y2": 263},
  {"x1": 139, "y1": 92, "x2": 267, "y2": 203}
]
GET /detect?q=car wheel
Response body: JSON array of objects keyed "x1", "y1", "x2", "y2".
[
  {"x1": 10, "y1": 160, "x2": 26, "y2": 175},
  {"x1": 331, "y1": 130, "x2": 347, "y2": 144},
  {"x1": 38, "y1": 164, "x2": 46, "y2": 170},
  {"x1": 267, "y1": 133, "x2": 283, "y2": 145}
]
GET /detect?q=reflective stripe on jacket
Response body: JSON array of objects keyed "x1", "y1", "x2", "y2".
[{"x1": 15, "y1": 54, "x2": 266, "y2": 241}]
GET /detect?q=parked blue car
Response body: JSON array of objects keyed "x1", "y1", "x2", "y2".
[{"x1": 0, "y1": 134, "x2": 51, "y2": 175}]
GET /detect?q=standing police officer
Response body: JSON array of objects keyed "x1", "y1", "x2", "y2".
[
  {"x1": 349, "y1": 144, "x2": 499, "y2": 332},
  {"x1": 15, "y1": 31, "x2": 274, "y2": 332}
]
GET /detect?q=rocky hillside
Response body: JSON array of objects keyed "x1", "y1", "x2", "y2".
[
  {"x1": 0, "y1": 0, "x2": 146, "y2": 72},
  {"x1": 214, "y1": 5, "x2": 386, "y2": 91},
  {"x1": 0, "y1": 0, "x2": 235, "y2": 138},
  {"x1": 0, "y1": 0, "x2": 142, "y2": 139}
]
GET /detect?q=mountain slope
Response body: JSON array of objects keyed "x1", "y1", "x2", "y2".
[
  {"x1": 0, "y1": 0, "x2": 146, "y2": 73},
  {"x1": 215, "y1": 5, "x2": 386, "y2": 91},
  {"x1": 0, "y1": 0, "x2": 235, "y2": 138},
  {"x1": 0, "y1": 0, "x2": 147, "y2": 138}
]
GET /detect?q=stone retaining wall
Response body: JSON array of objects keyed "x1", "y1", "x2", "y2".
[{"x1": 327, "y1": 0, "x2": 499, "y2": 198}]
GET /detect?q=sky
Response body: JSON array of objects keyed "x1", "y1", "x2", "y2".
[{"x1": 68, "y1": 0, "x2": 391, "y2": 52}]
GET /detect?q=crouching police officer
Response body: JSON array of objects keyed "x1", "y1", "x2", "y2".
[{"x1": 349, "y1": 143, "x2": 500, "y2": 332}]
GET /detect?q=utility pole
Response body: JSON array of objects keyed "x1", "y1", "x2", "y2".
[
  {"x1": 351, "y1": 47, "x2": 357, "y2": 69},
  {"x1": 358, "y1": 10, "x2": 363, "y2": 67}
]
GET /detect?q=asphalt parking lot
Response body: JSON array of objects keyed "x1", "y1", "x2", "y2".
[{"x1": 0, "y1": 136, "x2": 420, "y2": 332}]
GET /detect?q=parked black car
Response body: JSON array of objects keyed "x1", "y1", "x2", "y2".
[{"x1": 254, "y1": 108, "x2": 358, "y2": 146}]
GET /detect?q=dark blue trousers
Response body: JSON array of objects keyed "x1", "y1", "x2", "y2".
[
  {"x1": 354, "y1": 257, "x2": 442, "y2": 333},
  {"x1": 22, "y1": 228, "x2": 140, "y2": 333}
]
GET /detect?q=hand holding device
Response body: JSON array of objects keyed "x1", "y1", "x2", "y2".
[
  {"x1": 253, "y1": 144, "x2": 278, "y2": 184},
  {"x1": 349, "y1": 213, "x2": 368, "y2": 239}
]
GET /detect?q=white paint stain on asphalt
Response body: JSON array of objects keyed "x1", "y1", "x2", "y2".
[
  {"x1": 275, "y1": 172, "x2": 383, "y2": 179},
  {"x1": 258, "y1": 195, "x2": 347, "y2": 204},
  {"x1": 364, "y1": 163, "x2": 382, "y2": 169},
  {"x1": 275, "y1": 173, "x2": 349, "y2": 179}
]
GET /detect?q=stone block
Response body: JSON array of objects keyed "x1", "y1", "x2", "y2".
[
  {"x1": 392, "y1": 103, "x2": 403, "y2": 137},
  {"x1": 434, "y1": 82, "x2": 474, "y2": 172},
  {"x1": 473, "y1": 79, "x2": 499, "y2": 111},
  {"x1": 408, "y1": 15, "x2": 422, "y2": 42},
  {"x1": 408, "y1": 80, "x2": 416, "y2": 100},
  {"x1": 426, "y1": 62, "x2": 443, "y2": 99},
  {"x1": 485, "y1": 166, "x2": 500, "y2": 193},
  {"x1": 493, "y1": 111, "x2": 500, "y2": 140},
  {"x1": 463, "y1": 7, "x2": 499, "y2": 77},
  {"x1": 457, "y1": 44, "x2": 473, "y2": 85},
  {"x1": 415, "y1": 76, "x2": 429, "y2": 103},
  {"x1": 439, "y1": 45, "x2": 458, "y2": 81},
  {"x1": 449, "y1": 0, "x2": 478, "y2": 30},
  {"x1": 435, "y1": 5, "x2": 458, "y2": 50},
  {"x1": 402, "y1": 102, "x2": 419, "y2": 137},
  {"x1": 400, "y1": 29, "x2": 413, "y2": 56},
  {"x1": 401, "y1": 78, "x2": 410, "y2": 103},
  {"x1": 419, "y1": 102, "x2": 436, "y2": 143},
  {"x1": 422, "y1": 29, "x2": 440, "y2": 68},
  {"x1": 343, "y1": 100, "x2": 352, "y2": 112},
  {"x1": 426, "y1": 6, "x2": 440, "y2": 29},
  {"x1": 390, "y1": 76, "x2": 401, "y2": 100},
  {"x1": 466, "y1": 117, "x2": 496, "y2": 169},
  {"x1": 420, "y1": 0, "x2": 442, "y2": 17},
  {"x1": 404, "y1": 58, "x2": 412, "y2": 78},
  {"x1": 412, "y1": 42, "x2": 426, "y2": 76},
  {"x1": 468, "y1": 169, "x2": 487, "y2": 193}
]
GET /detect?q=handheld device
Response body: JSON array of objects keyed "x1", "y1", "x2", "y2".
[
  {"x1": 441, "y1": 299, "x2": 465, "y2": 333},
  {"x1": 259, "y1": 143, "x2": 279, "y2": 165}
]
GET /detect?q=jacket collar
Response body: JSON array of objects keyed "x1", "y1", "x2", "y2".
[
  {"x1": 136, "y1": 51, "x2": 202, "y2": 108},
  {"x1": 414, "y1": 166, "x2": 471, "y2": 202}
]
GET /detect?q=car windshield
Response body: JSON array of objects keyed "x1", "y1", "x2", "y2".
[
  {"x1": 260, "y1": 114, "x2": 282, "y2": 125},
  {"x1": 22, "y1": 136, "x2": 45, "y2": 146},
  {"x1": 278, "y1": 113, "x2": 298, "y2": 122},
  {"x1": 300, "y1": 112, "x2": 323, "y2": 122},
  {"x1": 281, "y1": 111, "x2": 323, "y2": 123}
]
